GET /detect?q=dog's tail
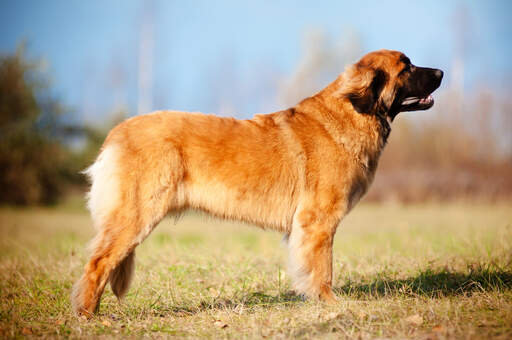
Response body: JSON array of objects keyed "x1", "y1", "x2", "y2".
[
  {"x1": 109, "y1": 250, "x2": 135, "y2": 299},
  {"x1": 83, "y1": 144, "x2": 122, "y2": 231}
]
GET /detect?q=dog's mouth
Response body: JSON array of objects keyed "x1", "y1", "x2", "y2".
[{"x1": 400, "y1": 95, "x2": 434, "y2": 111}]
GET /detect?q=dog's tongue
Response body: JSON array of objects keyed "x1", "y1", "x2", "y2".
[{"x1": 401, "y1": 97, "x2": 419, "y2": 105}]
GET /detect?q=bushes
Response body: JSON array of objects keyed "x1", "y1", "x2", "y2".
[{"x1": 0, "y1": 47, "x2": 75, "y2": 205}]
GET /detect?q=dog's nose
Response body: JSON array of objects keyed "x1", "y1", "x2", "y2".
[{"x1": 435, "y1": 69, "x2": 444, "y2": 80}]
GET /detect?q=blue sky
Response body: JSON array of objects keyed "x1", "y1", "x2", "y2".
[{"x1": 1, "y1": 0, "x2": 511, "y2": 121}]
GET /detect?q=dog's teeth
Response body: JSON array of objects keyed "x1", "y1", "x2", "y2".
[{"x1": 418, "y1": 95, "x2": 434, "y2": 105}]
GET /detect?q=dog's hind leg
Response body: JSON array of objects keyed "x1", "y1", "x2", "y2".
[
  {"x1": 72, "y1": 144, "x2": 183, "y2": 316},
  {"x1": 72, "y1": 218, "x2": 139, "y2": 316},
  {"x1": 288, "y1": 203, "x2": 342, "y2": 303},
  {"x1": 72, "y1": 194, "x2": 176, "y2": 316}
]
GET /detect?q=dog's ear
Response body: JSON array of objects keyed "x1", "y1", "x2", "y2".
[{"x1": 341, "y1": 65, "x2": 388, "y2": 114}]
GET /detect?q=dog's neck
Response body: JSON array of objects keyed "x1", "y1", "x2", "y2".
[
  {"x1": 320, "y1": 73, "x2": 392, "y2": 135},
  {"x1": 294, "y1": 90, "x2": 391, "y2": 151}
]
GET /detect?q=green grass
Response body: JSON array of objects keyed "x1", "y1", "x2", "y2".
[{"x1": 0, "y1": 201, "x2": 511, "y2": 339}]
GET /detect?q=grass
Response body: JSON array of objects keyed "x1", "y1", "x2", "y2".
[{"x1": 0, "y1": 200, "x2": 511, "y2": 339}]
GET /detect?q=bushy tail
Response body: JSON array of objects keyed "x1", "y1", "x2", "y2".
[
  {"x1": 83, "y1": 145, "x2": 121, "y2": 231},
  {"x1": 109, "y1": 251, "x2": 135, "y2": 299}
]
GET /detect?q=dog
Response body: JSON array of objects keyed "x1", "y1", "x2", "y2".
[{"x1": 72, "y1": 49, "x2": 443, "y2": 316}]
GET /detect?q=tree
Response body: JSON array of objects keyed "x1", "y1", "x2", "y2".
[{"x1": 0, "y1": 46, "x2": 71, "y2": 205}]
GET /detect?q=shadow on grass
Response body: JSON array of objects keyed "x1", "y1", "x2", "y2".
[
  {"x1": 335, "y1": 267, "x2": 512, "y2": 299},
  {"x1": 156, "y1": 267, "x2": 512, "y2": 316},
  {"x1": 163, "y1": 291, "x2": 304, "y2": 316}
]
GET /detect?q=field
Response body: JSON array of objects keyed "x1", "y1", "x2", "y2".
[{"x1": 0, "y1": 200, "x2": 511, "y2": 339}]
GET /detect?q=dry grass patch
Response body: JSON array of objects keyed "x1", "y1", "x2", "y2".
[{"x1": 0, "y1": 202, "x2": 511, "y2": 339}]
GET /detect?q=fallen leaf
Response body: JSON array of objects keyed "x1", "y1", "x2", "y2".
[
  {"x1": 432, "y1": 325, "x2": 444, "y2": 332},
  {"x1": 21, "y1": 327, "x2": 33, "y2": 335},
  {"x1": 55, "y1": 319, "x2": 64, "y2": 326},
  {"x1": 213, "y1": 320, "x2": 228, "y2": 329},
  {"x1": 101, "y1": 320, "x2": 112, "y2": 327},
  {"x1": 405, "y1": 314, "x2": 423, "y2": 326}
]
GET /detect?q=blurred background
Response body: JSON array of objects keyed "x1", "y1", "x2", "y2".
[{"x1": 0, "y1": 0, "x2": 511, "y2": 205}]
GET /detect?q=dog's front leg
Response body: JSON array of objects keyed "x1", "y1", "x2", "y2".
[{"x1": 287, "y1": 206, "x2": 341, "y2": 303}]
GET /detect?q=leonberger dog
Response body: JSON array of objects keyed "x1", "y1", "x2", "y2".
[{"x1": 72, "y1": 49, "x2": 443, "y2": 316}]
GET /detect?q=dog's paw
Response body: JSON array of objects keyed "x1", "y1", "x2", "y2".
[{"x1": 319, "y1": 289, "x2": 338, "y2": 304}]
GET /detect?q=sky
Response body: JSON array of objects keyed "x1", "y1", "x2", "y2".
[{"x1": 1, "y1": 0, "x2": 511, "y2": 121}]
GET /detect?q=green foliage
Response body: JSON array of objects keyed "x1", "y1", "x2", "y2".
[
  {"x1": 0, "y1": 46, "x2": 74, "y2": 205},
  {"x1": 0, "y1": 45, "x2": 116, "y2": 205}
]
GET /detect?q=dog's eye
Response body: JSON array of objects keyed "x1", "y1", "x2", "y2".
[{"x1": 399, "y1": 64, "x2": 411, "y2": 75}]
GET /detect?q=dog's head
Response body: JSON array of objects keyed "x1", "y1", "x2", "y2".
[{"x1": 339, "y1": 49, "x2": 443, "y2": 120}]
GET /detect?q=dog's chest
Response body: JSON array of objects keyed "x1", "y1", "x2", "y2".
[{"x1": 338, "y1": 129, "x2": 387, "y2": 211}]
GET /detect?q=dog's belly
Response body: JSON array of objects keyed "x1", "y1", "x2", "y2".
[{"x1": 183, "y1": 170, "x2": 297, "y2": 232}]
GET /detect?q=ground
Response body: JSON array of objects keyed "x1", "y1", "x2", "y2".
[{"x1": 0, "y1": 199, "x2": 511, "y2": 339}]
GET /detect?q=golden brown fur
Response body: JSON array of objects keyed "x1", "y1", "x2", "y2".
[{"x1": 72, "y1": 50, "x2": 442, "y2": 316}]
